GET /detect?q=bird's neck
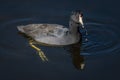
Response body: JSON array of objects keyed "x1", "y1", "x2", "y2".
[{"x1": 69, "y1": 19, "x2": 79, "y2": 34}]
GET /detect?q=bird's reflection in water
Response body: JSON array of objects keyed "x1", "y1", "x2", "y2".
[
  {"x1": 67, "y1": 39, "x2": 85, "y2": 70},
  {"x1": 18, "y1": 32, "x2": 85, "y2": 70}
]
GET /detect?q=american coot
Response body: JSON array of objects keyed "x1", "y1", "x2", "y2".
[{"x1": 17, "y1": 10, "x2": 85, "y2": 61}]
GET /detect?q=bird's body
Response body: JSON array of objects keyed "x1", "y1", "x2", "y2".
[
  {"x1": 17, "y1": 10, "x2": 84, "y2": 46},
  {"x1": 17, "y1": 24, "x2": 80, "y2": 45}
]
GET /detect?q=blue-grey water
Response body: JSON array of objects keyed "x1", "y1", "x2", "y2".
[{"x1": 0, "y1": 0, "x2": 120, "y2": 80}]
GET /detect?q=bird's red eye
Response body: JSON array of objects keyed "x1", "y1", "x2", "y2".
[{"x1": 80, "y1": 13, "x2": 83, "y2": 17}]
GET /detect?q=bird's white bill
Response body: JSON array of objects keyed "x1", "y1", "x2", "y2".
[{"x1": 79, "y1": 15, "x2": 84, "y2": 28}]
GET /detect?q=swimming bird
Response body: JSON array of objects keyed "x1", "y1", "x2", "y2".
[
  {"x1": 17, "y1": 10, "x2": 85, "y2": 61},
  {"x1": 17, "y1": 10, "x2": 85, "y2": 46}
]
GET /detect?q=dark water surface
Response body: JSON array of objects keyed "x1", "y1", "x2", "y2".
[{"x1": 0, "y1": 0, "x2": 120, "y2": 80}]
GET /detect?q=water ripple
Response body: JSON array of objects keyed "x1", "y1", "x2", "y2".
[{"x1": 81, "y1": 22, "x2": 120, "y2": 56}]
